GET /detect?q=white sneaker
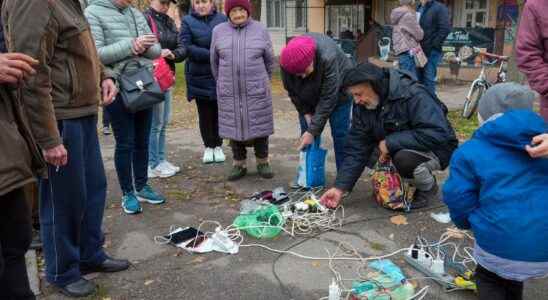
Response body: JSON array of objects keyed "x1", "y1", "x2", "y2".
[
  {"x1": 148, "y1": 166, "x2": 159, "y2": 179},
  {"x1": 203, "y1": 148, "x2": 215, "y2": 164},
  {"x1": 159, "y1": 160, "x2": 180, "y2": 173},
  {"x1": 213, "y1": 147, "x2": 225, "y2": 163},
  {"x1": 153, "y1": 163, "x2": 176, "y2": 178}
]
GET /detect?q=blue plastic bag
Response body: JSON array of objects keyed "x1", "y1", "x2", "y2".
[{"x1": 297, "y1": 138, "x2": 327, "y2": 188}]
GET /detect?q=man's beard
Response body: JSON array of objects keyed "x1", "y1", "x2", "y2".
[{"x1": 365, "y1": 98, "x2": 379, "y2": 110}]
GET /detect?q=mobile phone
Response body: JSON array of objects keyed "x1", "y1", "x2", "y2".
[
  {"x1": 185, "y1": 235, "x2": 207, "y2": 248},
  {"x1": 164, "y1": 227, "x2": 204, "y2": 245}
]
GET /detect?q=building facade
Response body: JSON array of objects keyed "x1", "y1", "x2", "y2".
[{"x1": 259, "y1": 0, "x2": 519, "y2": 61}]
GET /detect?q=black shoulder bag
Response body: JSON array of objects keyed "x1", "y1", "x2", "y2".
[{"x1": 118, "y1": 9, "x2": 164, "y2": 113}]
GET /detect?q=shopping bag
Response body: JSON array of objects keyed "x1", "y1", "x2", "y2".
[
  {"x1": 297, "y1": 138, "x2": 327, "y2": 188},
  {"x1": 370, "y1": 159, "x2": 412, "y2": 211}
]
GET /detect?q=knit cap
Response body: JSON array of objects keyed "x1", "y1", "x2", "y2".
[
  {"x1": 478, "y1": 82, "x2": 535, "y2": 121},
  {"x1": 224, "y1": 0, "x2": 252, "y2": 16},
  {"x1": 279, "y1": 35, "x2": 317, "y2": 75}
]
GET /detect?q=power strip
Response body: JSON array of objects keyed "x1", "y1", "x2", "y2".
[{"x1": 404, "y1": 247, "x2": 456, "y2": 290}]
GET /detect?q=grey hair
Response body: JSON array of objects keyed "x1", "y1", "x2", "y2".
[{"x1": 400, "y1": 0, "x2": 414, "y2": 5}]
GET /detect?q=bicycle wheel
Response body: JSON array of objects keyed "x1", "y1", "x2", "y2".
[{"x1": 462, "y1": 83, "x2": 485, "y2": 119}]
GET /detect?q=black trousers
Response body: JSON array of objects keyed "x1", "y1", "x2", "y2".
[
  {"x1": 102, "y1": 107, "x2": 110, "y2": 128},
  {"x1": 195, "y1": 99, "x2": 222, "y2": 148},
  {"x1": 391, "y1": 150, "x2": 434, "y2": 179},
  {"x1": 230, "y1": 137, "x2": 269, "y2": 161},
  {"x1": 476, "y1": 264, "x2": 523, "y2": 300},
  {"x1": 0, "y1": 187, "x2": 35, "y2": 300}
]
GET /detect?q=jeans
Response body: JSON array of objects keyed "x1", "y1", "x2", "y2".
[
  {"x1": 417, "y1": 49, "x2": 442, "y2": 95},
  {"x1": 195, "y1": 98, "x2": 222, "y2": 148},
  {"x1": 39, "y1": 116, "x2": 108, "y2": 287},
  {"x1": 149, "y1": 89, "x2": 172, "y2": 168},
  {"x1": 107, "y1": 96, "x2": 153, "y2": 194},
  {"x1": 0, "y1": 188, "x2": 35, "y2": 299},
  {"x1": 398, "y1": 52, "x2": 418, "y2": 79},
  {"x1": 102, "y1": 108, "x2": 110, "y2": 128},
  {"x1": 476, "y1": 264, "x2": 523, "y2": 300},
  {"x1": 299, "y1": 99, "x2": 352, "y2": 171},
  {"x1": 230, "y1": 137, "x2": 269, "y2": 161}
]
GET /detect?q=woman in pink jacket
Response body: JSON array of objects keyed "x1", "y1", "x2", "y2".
[{"x1": 391, "y1": 0, "x2": 424, "y2": 78}]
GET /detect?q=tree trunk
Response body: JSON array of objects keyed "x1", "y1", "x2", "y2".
[
  {"x1": 507, "y1": 0, "x2": 526, "y2": 83},
  {"x1": 250, "y1": 0, "x2": 261, "y2": 21}
]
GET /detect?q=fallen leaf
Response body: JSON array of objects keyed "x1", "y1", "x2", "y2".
[
  {"x1": 102, "y1": 298, "x2": 112, "y2": 300},
  {"x1": 311, "y1": 261, "x2": 321, "y2": 268},
  {"x1": 390, "y1": 215, "x2": 408, "y2": 226},
  {"x1": 191, "y1": 256, "x2": 206, "y2": 264},
  {"x1": 144, "y1": 280, "x2": 155, "y2": 286}
]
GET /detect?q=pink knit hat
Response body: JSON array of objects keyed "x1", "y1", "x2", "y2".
[
  {"x1": 280, "y1": 36, "x2": 317, "y2": 75},
  {"x1": 224, "y1": 0, "x2": 252, "y2": 16}
]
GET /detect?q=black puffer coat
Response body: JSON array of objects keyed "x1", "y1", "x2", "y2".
[
  {"x1": 281, "y1": 33, "x2": 354, "y2": 136},
  {"x1": 334, "y1": 64, "x2": 458, "y2": 191},
  {"x1": 144, "y1": 8, "x2": 186, "y2": 72}
]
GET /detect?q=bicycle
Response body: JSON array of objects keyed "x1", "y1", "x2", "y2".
[{"x1": 461, "y1": 47, "x2": 509, "y2": 119}]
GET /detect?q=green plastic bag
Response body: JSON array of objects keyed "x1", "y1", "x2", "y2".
[{"x1": 233, "y1": 204, "x2": 285, "y2": 239}]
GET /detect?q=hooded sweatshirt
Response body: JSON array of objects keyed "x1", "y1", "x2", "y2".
[{"x1": 443, "y1": 110, "x2": 548, "y2": 263}]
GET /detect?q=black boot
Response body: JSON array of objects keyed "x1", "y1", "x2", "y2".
[
  {"x1": 80, "y1": 258, "x2": 130, "y2": 275},
  {"x1": 60, "y1": 279, "x2": 96, "y2": 298},
  {"x1": 411, "y1": 184, "x2": 439, "y2": 209}
]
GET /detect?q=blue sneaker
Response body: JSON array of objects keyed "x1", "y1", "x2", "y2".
[
  {"x1": 136, "y1": 185, "x2": 166, "y2": 204},
  {"x1": 122, "y1": 193, "x2": 142, "y2": 214}
]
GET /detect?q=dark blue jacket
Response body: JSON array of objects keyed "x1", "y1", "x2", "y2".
[
  {"x1": 179, "y1": 9, "x2": 226, "y2": 101},
  {"x1": 417, "y1": 0, "x2": 451, "y2": 55},
  {"x1": 443, "y1": 110, "x2": 548, "y2": 262},
  {"x1": 334, "y1": 68, "x2": 458, "y2": 191}
]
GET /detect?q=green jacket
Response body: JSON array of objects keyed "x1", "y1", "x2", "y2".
[
  {"x1": 85, "y1": 0, "x2": 161, "y2": 77},
  {"x1": 2, "y1": 0, "x2": 113, "y2": 150}
]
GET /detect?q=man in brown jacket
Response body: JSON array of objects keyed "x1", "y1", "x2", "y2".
[
  {"x1": 0, "y1": 51, "x2": 42, "y2": 300},
  {"x1": 2, "y1": 0, "x2": 128, "y2": 297}
]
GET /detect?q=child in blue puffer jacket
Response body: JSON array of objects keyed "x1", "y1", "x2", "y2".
[{"x1": 443, "y1": 83, "x2": 548, "y2": 300}]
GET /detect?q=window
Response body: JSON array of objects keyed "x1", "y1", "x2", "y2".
[
  {"x1": 267, "y1": 0, "x2": 285, "y2": 28},
  {"x1": 295, "y1": 0, "x2": 306, "y2": 29},
  {"x1": 463, "y1": 0, "x2": 489, "y2": 27}
]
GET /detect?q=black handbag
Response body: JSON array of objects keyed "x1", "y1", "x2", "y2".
[
  {"x1": 118, "y1": 60, "x2": 164, "y2": 113},
  {"x1": 117, "y1": 9, "x2": 164, "y2": 113}
]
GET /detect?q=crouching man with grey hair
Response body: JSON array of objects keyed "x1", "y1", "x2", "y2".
[{"x1": 320, "y1": 63, "x2": 458, "y2": 209}]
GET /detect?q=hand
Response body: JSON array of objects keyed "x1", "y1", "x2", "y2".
[
  {"x1": 139, "y1": 34, "x2": 158, "y2": 48},
  {"x1": 42, "y1": 144, "x2": 68, "y2": 167},
  {"x1": 132, "y1": 38, "x2": 147, "y2": 55},
  {"x1": 0, "y1": 53, "x2": 38, "y2": 85},
  {"x1": 101, "y1": 79, "x2": 117, "y2": 106},
  {"x1": 379, "y1": 140, "x2": 390, "y2": 162},
  {"x1": 304, "y1": 114, "x2": 313, "y2": 126},
  {"x1": 298, "y1": 131, "x2": 314, "y2": 151},
  {"x1": 320, "y1": 188, "x2": 344, "y2": 209},
  {"x1": 526, "y1": 134, "x2": 548, "y2": 158},
  {"x1": 161, "y1": 49, "x2": 175, "y2": 60}
]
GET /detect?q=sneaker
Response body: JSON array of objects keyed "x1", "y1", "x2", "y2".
[
  {"x1": 257, "y1": 163, "x2": 274, "y2": 179},
  {"x1": 161, "y1": 160, "x2": 180, "y2": 173},
  {"x1": 411, "y1": 184, "x2": 439, "y2": 209},
  {"x1": 102, "y1": 127, "x2": 111, "y2": 136},
  {"x1": 122, "y1": 193, "x2": 142, "y2": 214},
  {"x1": 203, "y1": 148, "x2": 215, "y2": 164},
  {"x1": 148, "y1": 166, "x2": 159, "y2": 179},
  {"x1": 136, "y1": 184, "x2": 166, "y2": 204},
  {"x1": 154, "y1": 163, "x2": 176, "y2": 178},
  {"x1": 227, "y1": 166, "x2": 247, "y2": 181},
  {"x1": 213, "y1": 146, "x2": 226, "y2": 163}
]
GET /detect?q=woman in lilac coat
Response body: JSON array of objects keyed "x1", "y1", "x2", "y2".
[{"x1": 211, "y1": 0, "x2": 275, "y2": 181}]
